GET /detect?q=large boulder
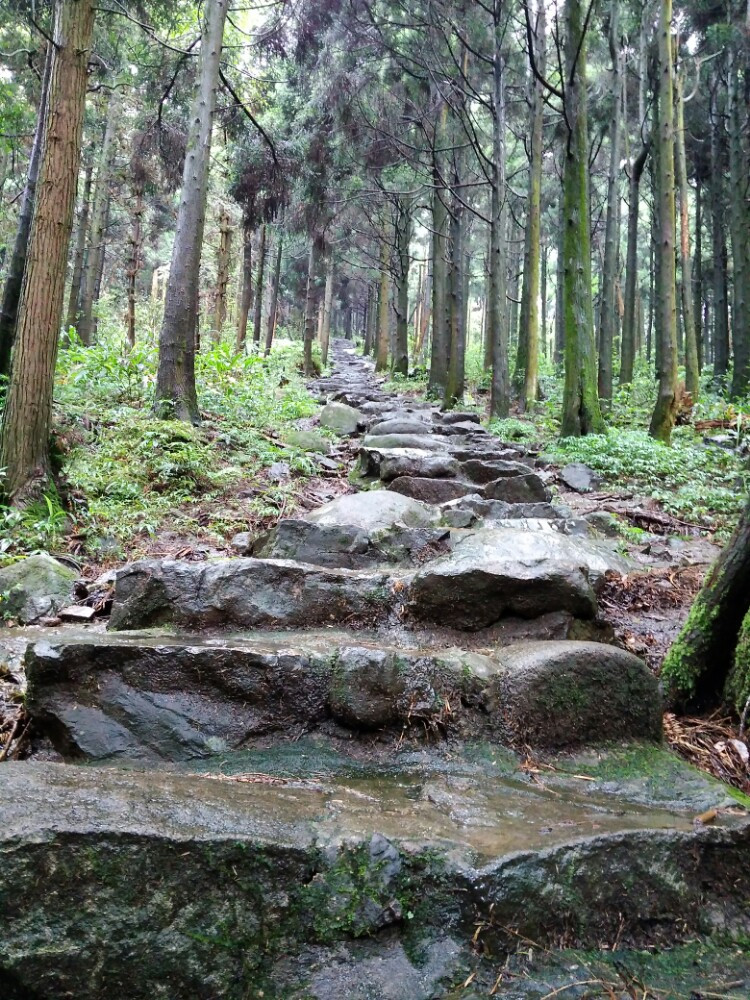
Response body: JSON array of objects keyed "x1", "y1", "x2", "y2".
[
  {"x1": 491, "y1": 641, "x2": 663, "y2": 747},
  {"x1": 408, "y1": 527, "x2": 626, "y2": 629},
  {"x1": 1, "y1": 758, "x2": 749, "y2": 999},
  {"x1": 319, "y1": 401, "x2": 364, "y2": 436},
  {"x1": 0, "y1": 554, "x2": 76, "y2": 624},
  {"x1": 306, "y1": 489, "x2": 436, "y2": 530},
  {"x1": 284, "y1": 429, "x2": 332, "y2": 454},
  {"x1": 459, "y1": 459, "x2": 535, "y2": 485},
  {"x1": 484, "y1": 473, "x2": 550, "y2": 503},
  {"x1": 388, "y1": 477, "x2": 477, "y2": 504},
  {"x1": 109, "y1": 558, "x2": 396, "y2": 631}
]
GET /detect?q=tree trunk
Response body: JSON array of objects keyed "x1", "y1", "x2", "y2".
[
  {"x1": 77, "y1": 88, "x2": 120, "y2": 347},
  {"x1": 235, "y1": 222, "x2": 252, "y2": 352},
  {"x1": 264, "y1": 232, "x2": 283, "y2": 357},
  {"x1": 521, "y1": 0, "x2": 545, "y2": 412},
  {"x1": 126, "y1": 181, "x2": 145, "y2": 350},
  {"x1": 674, "y1": 63, "x2": 699, "y2": 400},
  {"x1": 0, "y1": 42, "x2": 53, "y2": 380},
  {"x1": 728, "y1": 40, "x2": 750, "y2": 400},
  {"x1": 154, "y1": 0, "x2": 228, "y2": 421},
  {"x1": 252, "y1": 222, "x2": 266, "y2": 349},
  {"x1": 560, "y1": 0, "x2": 605, "y2": 436},
  {"x1": 662, "y1": 496, "x2": 750, "y2": 710},
  {"x1": 597, "y1": 1, "x2": 623, "y2": 406},
  {"x1": 213, "y1": 207, "x2": 232, "y2": 341},
  {"x1": 694, "y1": 176, "x2": 703, "y2": 373},
  {"x1": 428, "y1": 100, "x2": 449, "y2": 396},
  {"x1": 393, "y1": 198, "x2": 410, "y2": 376},
  {"x1": 649, "y1": 0, "x2": 679, "y2": 443},
  {"x1": 303, "y1": 236, "x2": 322, "y2": 376},
  {"x1": 0, "y1": 0, "x2": 95, "y2": 502},
  {"x1": 709, "y1": 76, "x2": 729, "y2": 385},
  {"x1": 65, "y1": 159, "x2": 93, "y2": 334},
  {"x1": 445, "y1": 187, "x2": 466, "y2": 409},
  {"x1": 319, "y1": 258, "x2": 334, "y2": 366},
  {"x1": 489, "y1": 5, "x2": 509, "y2": 419},
  {"x1": 375, "y1": 237, "x2": 390, "y2": 372},
  {"x1": 620, "y1": 143, "x2": 649, "y2": 386}
]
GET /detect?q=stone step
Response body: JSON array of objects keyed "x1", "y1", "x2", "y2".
[
  {"x1": 19, "y1": 631, "x2": 659, "y2": 762},
  {"x1": 1, "y1": 753, "x2": 747, "y2": 998}
]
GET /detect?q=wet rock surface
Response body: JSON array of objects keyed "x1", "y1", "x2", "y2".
[{"x1": 2, "y1": 341, "x2": 747, "y2": 999}]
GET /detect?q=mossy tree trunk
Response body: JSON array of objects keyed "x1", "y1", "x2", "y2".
[
  {"x1": 728, "y1": 36, "x2": 750, "y2": 400},
  {"x1": 319, "y1": 257, "x2": 334, "y2": 367},
  {"x1": 709, "y1": 73, "x2": 729, "y2": 384},
  {"x1": 303, "y1": 235, "x2": 323, "y2": 375},
  {"x1": 154, "y1": 0, "x2": 228, "y2": 421},
  {"x1": 65, "y1": 159, "x2": 94, "y2": 335},
  {"x1": 560, "y1": 0, "x2": 605, "y2": 437},
  {"x1": 662, "y1": 497, "x2": 750, "y2": 710},
  {"x1": 648, "y1": 0, "x2": 679, "y2": 443},
  {"x1": 252, "y1": 222, "x2": 267, "y2": 349},
  {"x1": 0, "y1": 0, "x2": 95, "y2": 503},
  {"x1": 620, "y1": 143, "x2": 649, "y2": 386}
]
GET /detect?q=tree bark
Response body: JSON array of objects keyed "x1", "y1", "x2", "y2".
[
  {"x1": 235, "y1": 222, "x2": 253, "y2": 352},
  {"x1": 303, "y1": 236, "x2": 322, "y2": 375},
  {"x1": 674, "y1": 62, "x2": 699, "y2": 400},
  {"x1": 428, "y1": 99, "x2": 449, "y2": 396},
  {"x1": 662, "y1": 496, "x2": 750, "y2": 709},
  {"x1": 77, "y1": 88, "x2": 120, "y2": 346},
  {"x1": 649, "y1": 0, "x2": 679, "y2": 443},
  {"x1": 213, "y1": 207, "x2": 232, "y2": 341},
  {"x1": 319, "y1": 257, "x2": 334, "y2": 366},
  {"x1": 521, "y1": 0, "x2": 545, "y2": 412},
  {"x1": 489, "y1": 4, "x2": 509, "y2": 419},
  {"x1": 620, "y1": 143, "x2": 649, "y2": 386},
  {"x1": 560, "y1": 0, "x2": 605, "y2": 436},
  {"x1": 597, "y1": 1, "x2": 623, "y2": 406},
  {"x1": 393, "y1": 198, "x2": 411, "y2": 376},
  {"x1": 694, "y1": 176, "x2": 703, "y2": 373},
  {"x1": 709, "y1": 76, "x2": 729, "y2": 384},
  {"x1": 0, "y1": 0, "x2": 95, "y2": 502},
  {"x1": 154, "y1": 0, "x2": 228, "y2": 420},
  {"x1": 252, "y1": 222, "x2": 266, "y2": 349},
  {"x1": 375, "y1": 237, "x2": 390, "y2": 372},
  {"x1": 728, "y1": 39, "x2": 750, "y2": 400},
  {"x1": 0, "y1": 42, "x2": 53, "y2": 381},
  {"x1": 65, "y1": 159, "x2": 93, "y2": 334},
  {"x1": 264, "y1": 232, "x2": 283, "y2": 357},
  {"x1": 126, "y1": 181, "x2": 145, "y2": 350}
]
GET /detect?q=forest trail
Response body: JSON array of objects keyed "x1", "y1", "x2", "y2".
[{"x1": 1, "y1": 341, "x2": 749, "y2": 998}]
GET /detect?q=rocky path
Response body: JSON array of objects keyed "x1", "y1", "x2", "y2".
[{"x1": 1, "y1": 340, "x2": 749, "y2": 999}]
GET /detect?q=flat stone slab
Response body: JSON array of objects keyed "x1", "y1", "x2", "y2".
[
  {"x1": 484, "y1": 473, "x2": 551, "y2": 503},
  {"x1": 0, "y1": 758, "x2": 747, "y2": 998},
  {"x1": 109, "y1": 558, "x2": 397, "y2": 631},
  {"x1": 305, "y1": 489, "x2": 437, "y2": 530},
  {"x1": 388, "y1": 477, "x2": 478, "y2": 504},
  {"x1": 377, "y1": 450, "x2": 460, "y2": 482},
  {"x1": 408, "y1": 527, "x2": 626, "y2": 629},
  {"x1": 368, "y1": 418, "x2": 431, "y2": 437},
  {"x1": 364, "y1": 433, "x2": 451, "y2": 452}
]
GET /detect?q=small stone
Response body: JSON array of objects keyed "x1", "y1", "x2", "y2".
[
  {"x1": 484, "y1": 474, "x2": 550, "y2": 504},
  {"x1": 229, "y1": 532, "x2": 253, "y2": 554},
  {"x1": 268, "y1": 461, "x2": 291, "y2": 482},
  {"x1": 441, "y1": 509, "x2": 477, "y2": 529},
  {"x1": 59, "y1": 606, "x2": 96, "y2": 622},
  {"x1": 559, "y1": 463, "x2": 602, "y2": 493},
  {"x1": 284, "y1": 430, "x2": 332, "y2": 454},
  {"x1": 0, "y1": 554, "x2": 76, "y2": 624}
]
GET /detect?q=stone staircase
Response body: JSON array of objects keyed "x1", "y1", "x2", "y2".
[{"x1": 1, "y1": 340, "x2": 748, "y2": 1000}]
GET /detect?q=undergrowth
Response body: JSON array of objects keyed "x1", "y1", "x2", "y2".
[{"x1": 1, "y1": 326, "x2": 322, "y2": 563}]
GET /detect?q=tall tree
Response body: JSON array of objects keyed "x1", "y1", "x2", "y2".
[
  {"x1": 0, "y1": 0, "x2": 96, "y2": 502},
  {"x1": 649, "y1": 0, "x2": 679, "y2": 442},
  {"x1": 154, "y1": 0, "x2": 229, "y2": 421},
  {"x1": 560, "y1": 0, "x2": 605, "y2": 436}
]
